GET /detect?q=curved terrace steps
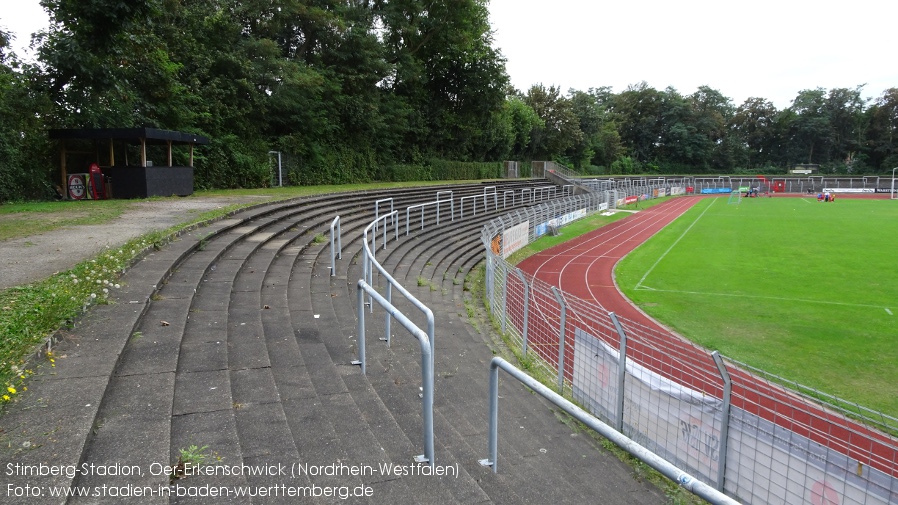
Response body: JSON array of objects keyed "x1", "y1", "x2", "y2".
[
  {"x1": 2, "y1": 181, "x2": 665, "y2": 505},
  {"x1": 319, "y1": 191, "x2": 662, "y2": 503},
  {"x1": 69, "y1": 194, "x2": 387, "y2": 499},
  {"x1": 337, "y1": 202, "x2": 640, "y2": 504},
  {"x1": 67, "y1": 187, "x2": 420, "y2": 501}
]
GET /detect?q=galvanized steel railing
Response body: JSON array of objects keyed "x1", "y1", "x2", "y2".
[{"x1": 480, "y1": 357, "x2": 741, "y2": 505}]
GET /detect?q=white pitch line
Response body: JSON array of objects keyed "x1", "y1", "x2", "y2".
[
  {"x1": 635, "y1": 198, "x2": 717, "y2": 289},
  {"x1": 636, "y1": 286, "x2": 888, "y2": 311},
  {"x1": 887, "y1": 308, "x2": 893, "y2": 316}
]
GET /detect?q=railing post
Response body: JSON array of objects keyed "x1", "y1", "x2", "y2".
[
  {"x1": 501, "y1": 264, "x2": 508, "y2": 334},
  {"x1": 712, "y1": 351, "x2": 731, "y2": 493},
  {"x1": 485, "y1": 254, "x2": 494, "y2": 303},
  {"x1": 353, "y1": 282, "x2": 366, "y2": 374},
  {"x1": 514, "y1": 268, "x2": 530, "y2": 356},
  {"x1": 610, "y1": 312, "x2": 628, "y2": 432},
  {"x1": 383, "y1": 283, "x2": 392, "y2": 345},
  {"x1": 330, "y1": 216, "x2": 341, "y2": 276},
  {"x1": 551, "y1": 286, "x2": 567, "y2": 392},
  {"x1": 479, "y1": 358, "x2": 500, "y2": 472}
]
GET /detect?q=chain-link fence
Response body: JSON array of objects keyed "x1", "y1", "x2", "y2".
[{"x1": 480, "y1": 184, "x2": 898, "y2": 505}]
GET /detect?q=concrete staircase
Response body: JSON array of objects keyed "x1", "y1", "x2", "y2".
[{"x1": 0, "y1": 182, "x2": 666, "y2": 504}]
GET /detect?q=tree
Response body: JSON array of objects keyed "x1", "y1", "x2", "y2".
[
  {"x1": 788, "y1": 88, "x2": 831, "y2": 164},
  {"x1": 37, "y1": 0, "x2": 194, "y2": 128},
  {"x1": 825, "y1": 86, "x2": 868, "y2": 170},
  {"x1": 373, "y1": 0, "x2": 509, "y2": 161},
  {"x1": 522, "y1": 84, "x2": 582, "y2": 160},
  {"x1": 612, "y1": 82, "x2": 664, "y2": 164},
  {"x1": 0, "y1": 30, "x2": 53, "y2": 200},
  {"x1": 504, "y1": 95, "x2": 542, "y2": 159},
  {"x1": 866, "y1": 88, "x2": 898, "y2": 170},
  {"x1": 564, "y1": 88, "x2": 623, "y2": 171},
  {"x1": 730, "y1": 97, "x2": 779, "y2": 168},
  {"x1": 690, "y1": 86, "x2": 734, "y2": 170}
]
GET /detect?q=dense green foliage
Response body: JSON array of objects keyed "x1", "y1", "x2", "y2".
[
  {"x1": 615, "y1": 198, "x2": 898, "y2": 417},
  {"x1": 1, "y1": 3, "x2": 897, "y2": 202}
]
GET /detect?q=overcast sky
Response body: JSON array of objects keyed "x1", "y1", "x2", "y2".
[
  {"x1": 3, "y1": 0, "x2": 896, "y2": 110},
  {"x1": 489, "y1": 0, "x2": 895, "y2": 109}
]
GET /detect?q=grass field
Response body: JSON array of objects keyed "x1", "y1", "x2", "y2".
[{"x1": 614, "y1": 196, "x2": 898, "y2": 418}]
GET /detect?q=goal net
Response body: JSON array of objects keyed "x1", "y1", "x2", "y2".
[{"x1": 728, "y1": 188, "x2": 743, "y2": 204}]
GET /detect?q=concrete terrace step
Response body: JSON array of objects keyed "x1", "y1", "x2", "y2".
[{"x1": 0, "y1": 181, "x2": 667, "y2": 505}]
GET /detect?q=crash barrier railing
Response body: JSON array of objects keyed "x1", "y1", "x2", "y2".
[
  {"x1": 459, "y1": 194, "x2": 480, "y2": 217},
  {"x1": 479, "y1": 357, "x2": 740, "y2": 505},
  {"x1": 503, "y1": 190, "x2": 515, "y2": 207},
  {"x1": 360, "y1": 210, "x2": 436, "y2": 376},
  {"x1": 375, "y1": 198, "x2": 393, "y2": 224},
  {"x1": 436, "y1": 190, "x2": 455, "y2": 222},
  {"x1": 535, "y1": 185, "x2": 557, "y2": 201},
  {"x1": 357, "y1": 210, "x2": 436, "y2": 464},
  {"x1": 406, "y1": 196, "x2": 453, "y2": 236},
  {"x1": 329, "y1": 215, "x2": 342, "y2": 277},
  {"x1": 482, "y1": 186, "x2": 498, "y2": 211},
  {"x1": 480, "y1": 187, "x2": 898, "y2": 505},
  {"x1": 356, "y1": 279, "x2": 434, "y2": 466}
]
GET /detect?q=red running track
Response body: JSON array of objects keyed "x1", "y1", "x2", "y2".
[{"x1": 515, "y1": 196, "x2": 898, "y2": 479}]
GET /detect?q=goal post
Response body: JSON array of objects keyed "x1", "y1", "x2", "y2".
[
  {"x1": 889, "y1": 167, "x2": 898, "y2": 200},
  {"x1": 728, "y1": 188, "x2": 743, "y2": 204}
]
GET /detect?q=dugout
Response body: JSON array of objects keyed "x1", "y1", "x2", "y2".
[{"x1": 49, "y1": 128, "x2": 210, "y2": 199}]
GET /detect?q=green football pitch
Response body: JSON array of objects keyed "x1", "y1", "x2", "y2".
[{"x1": 614, "y1": 196, "x2": 898, "y2": 418}]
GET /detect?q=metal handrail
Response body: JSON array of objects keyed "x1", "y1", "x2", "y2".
[
  {"x1": 482, "y1": 186, "x2": 498, "y2": 211},
  {"x1": 479, "y1": 357, "x2": 740, "y2": 505},
  {"x1": 362, "y1": 213, "x2": 436, "y2": 372},
  {"x1": 459, "y1": 194, "x2": 479, "y2": 217},
  {"x1": 329, "y1": 216, "x2": 342, "y2": 277},
  {"x1": 436, "y1": 190, "x2": 455, "y2": 222},
  {"x1": 405, "y1": 200, "x2": 448, "y2": 235},
  {"x1": 502, "y1": 190, "x2": 515, "y2": 208},
  {"x1": 357, "y1": 280, "x2": 434, "y2": 466}
]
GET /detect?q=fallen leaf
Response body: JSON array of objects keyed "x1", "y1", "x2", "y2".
[{"x1": 161, "y1": 320, "x2": 170, "y2": 326}]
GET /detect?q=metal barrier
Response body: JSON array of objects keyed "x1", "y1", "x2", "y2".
[
  {"x1": 375, "y1": 198, "x2": 393, "y2": 223},
  {"x1": 405, "y1": 199, "x2": 450, "y2": 236},
  {"x1": 502, "y1": 190, "x2": 515, "y2": 207},
  {"x1": 361, "y1": 212, "x2": 435, "y2": 371},
  {"x1": 479, "y1": 357, "x2": 740, "y2": 505},
  {"x1": 436, "y1": 190, "x2": 455, "y2": 222},
  {"x1": 483, "y1": 186, "x2": 498, "y2": 211},
  {"x1": 356, "y1": 279, "x2": 434, "y2": 466},
  {"x1": 329, "y1": 216, "x2": 342, "y2": 277},
  {"x1": 459, "y1": 194, "x2": 480, "y2": 217}
]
